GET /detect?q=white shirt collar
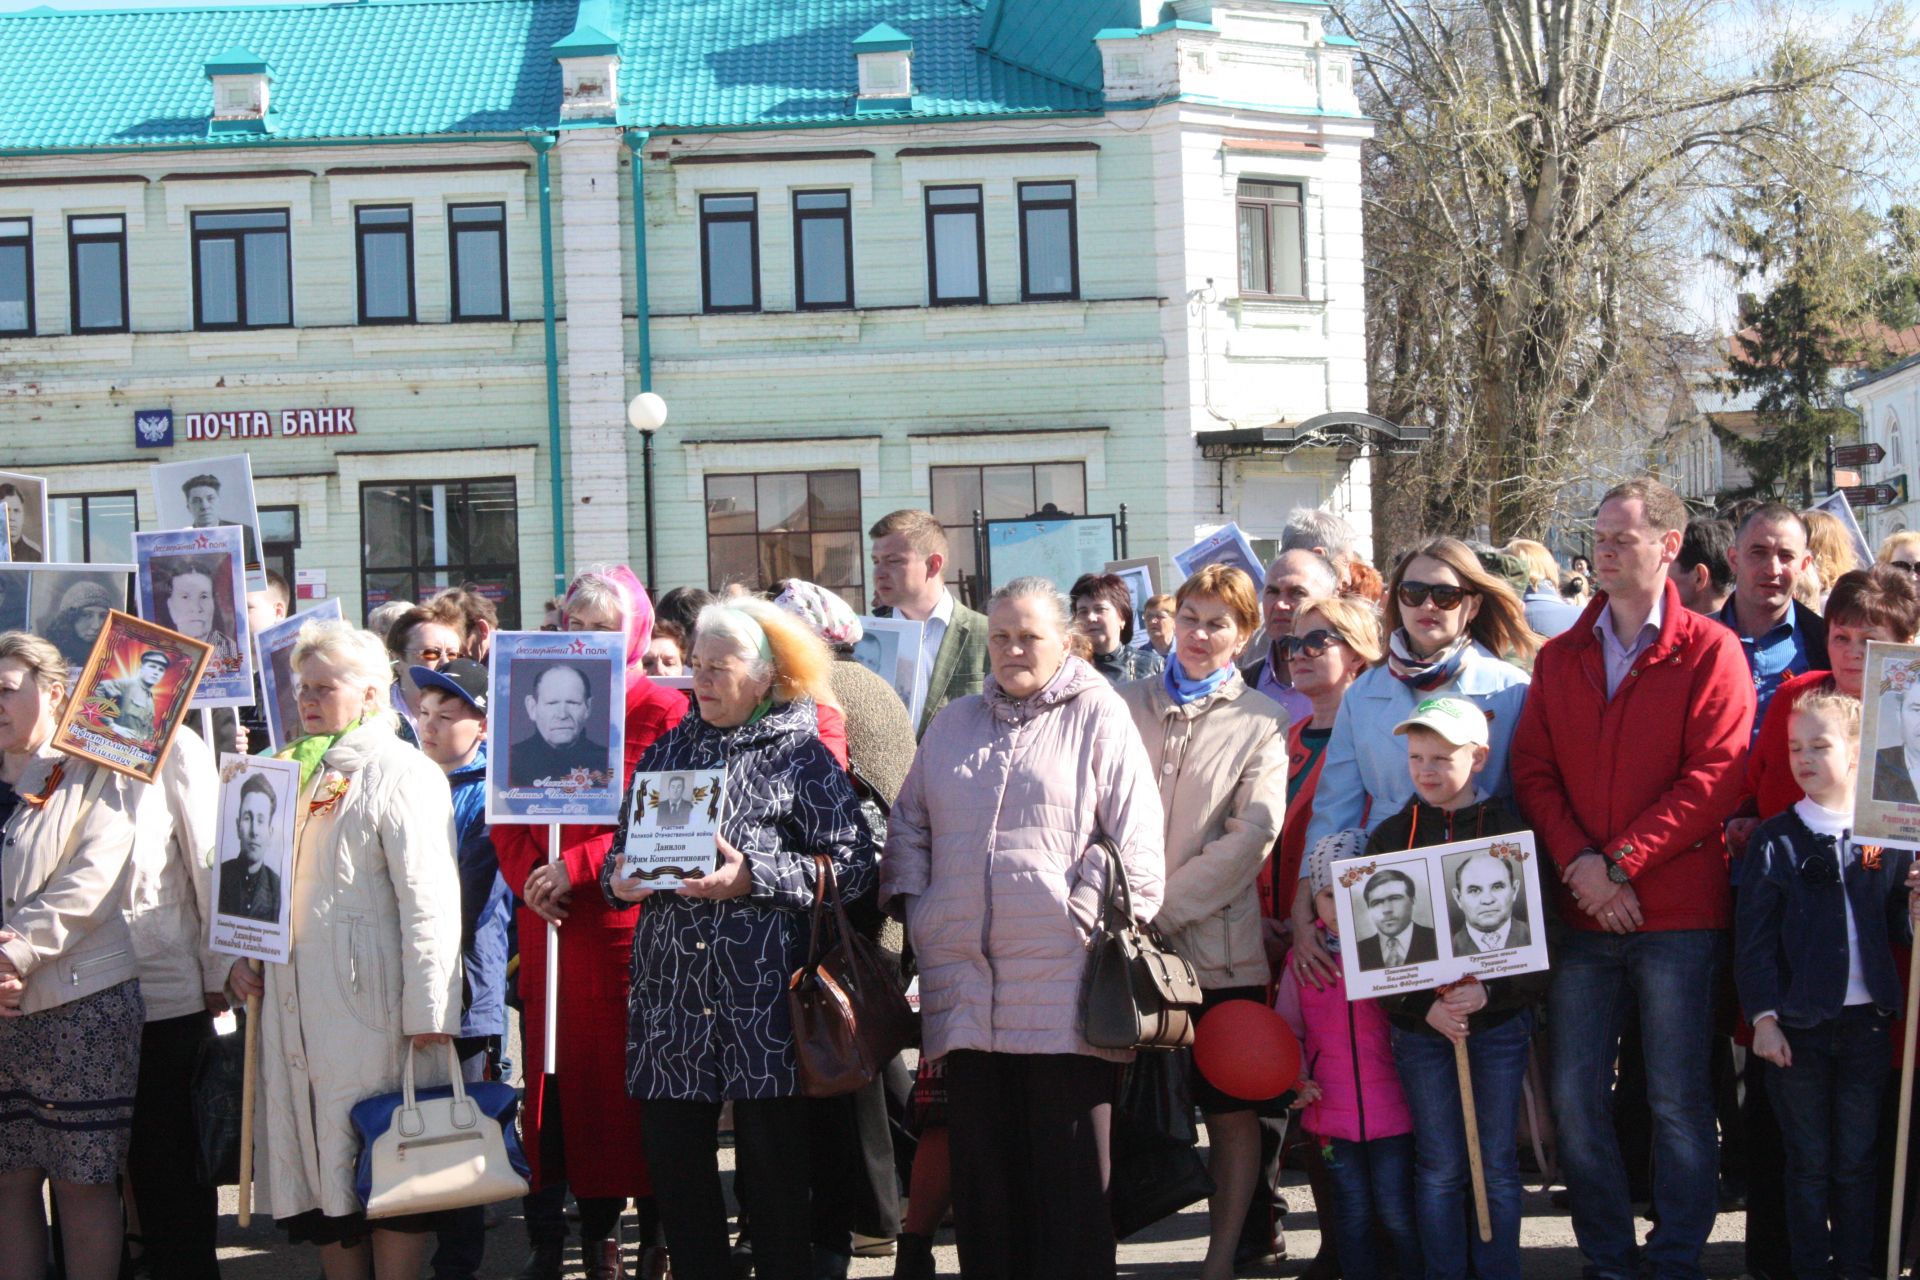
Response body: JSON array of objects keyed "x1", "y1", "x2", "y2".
[{"x1": 929, "y1": 588, "x2": 955, "y2": 627}]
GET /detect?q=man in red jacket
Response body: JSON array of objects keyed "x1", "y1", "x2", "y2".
[{"x1": 1511, "y1": 477, "x2": 1755, "y2": 1280}]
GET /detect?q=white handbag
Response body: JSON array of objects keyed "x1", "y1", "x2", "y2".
[{"x1": 355, "y1": 1043, "x2": 530, "y2": 1218}]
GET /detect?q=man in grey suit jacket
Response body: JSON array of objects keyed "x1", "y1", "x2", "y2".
[
  {"x1": 869, "y1": 509, "x2": 990, "y2": 739},
  {"x1": 1450, "y1": 851, "x2": 1530, "y2": 954}
]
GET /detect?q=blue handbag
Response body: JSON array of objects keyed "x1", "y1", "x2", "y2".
[{"x1": 350, "y1": 1043, "x2": 530, "y2": 1216}]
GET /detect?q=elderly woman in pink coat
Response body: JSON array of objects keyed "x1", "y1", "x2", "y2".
[{"x1": 881, "y1": 576, "x2": 1165, "y2": 1280}]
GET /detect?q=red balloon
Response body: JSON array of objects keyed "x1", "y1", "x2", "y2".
[{"x1": 1193, "y1": 999, "x2": 1302, "y2": 1102}]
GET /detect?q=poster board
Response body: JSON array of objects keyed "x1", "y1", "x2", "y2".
[
  {"x1": 3, "y1": 563, "x2": 135, "y2": 669},
  {"x1": 616, "y1": 768, "x2": 724, "y2": 890},
  {"x1": 1105, "y1": 556, "x2": 1162, "y2": 648},
  {"x1": 51, "y1": 610, "x2": 211, "y2": 783},
  {"x1": 0, "y1": 471, "x2": 47, "y2": 564},
  {"x1": 486, "y1": 630, "x2": 627, "y2": 824},
  {"x1": 150, "y1": 453, "x2": 266, "y2": 592},
  {"x1": 135, "y1": 526, "x2": 253, "y2": 708},
  {"x1": 1330, "y1": 831, "x2": 1550, "y2": 1000},
  {"x1": 1174, "y1": 522, "x2": 1264, "y2": 585},
  {"x1": 1810, "y1": 488, "x2": 1875, "y2": 575},
  {"x1": 254, "y1": 598, "x2": 345, "y2": 752},
  {"x1": 1853, "y1": 640, "x2": 1920, "y2": 850},
  {"x1": 854, "y1": 615, "x2": 927, "y2": 725},
  {"x1": 207, "y1": 753, "x2": 300, "y2": 964},
  {"x1": 983, "y1": 515, "x2": 1118, "y2": 592}
]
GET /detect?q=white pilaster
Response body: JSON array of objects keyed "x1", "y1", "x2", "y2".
[{"x1": 557, "y1": 130, "x2": 633, "y2": 571}]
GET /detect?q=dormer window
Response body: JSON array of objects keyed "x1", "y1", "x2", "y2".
[
  {"x1": 551, "y1": 19, "x2": 620, "y2": 118},
  {"x1": 204, "y1": 47, "x2": 272, "y2": 133},
  {"x1": 854, "y1": 24, "x2": 913, "y2": 103}
]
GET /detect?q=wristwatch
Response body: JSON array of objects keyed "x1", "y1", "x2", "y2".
[{"x1": 1603, "y1": 842, "x2": 1633, "y2": 885}]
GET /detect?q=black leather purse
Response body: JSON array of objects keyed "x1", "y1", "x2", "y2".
[{"x1": 1081, "y1": 838, "x2": 1203, "y2": 1051}]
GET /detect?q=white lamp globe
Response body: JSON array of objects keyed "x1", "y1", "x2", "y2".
[{"x1": 627, "y1": 392, "x2": 668, "y2": 434}]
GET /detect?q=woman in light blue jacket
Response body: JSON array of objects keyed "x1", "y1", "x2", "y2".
[{"x1": 1292, "y1": 538, "x2": 1536, "y2": 987}]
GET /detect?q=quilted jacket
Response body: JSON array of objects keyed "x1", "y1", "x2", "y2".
[
  {"x1": 602, "y1": 696, "x2": 877, "y2": 1103},
  {"x1": 880, "y1": 655, "x2": 1166, "y2": 1063}
]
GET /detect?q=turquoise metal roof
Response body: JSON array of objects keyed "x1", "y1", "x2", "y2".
[
  {"x1": 614, "y1": 0, "x2": 1099, "y2": 129},
  {"x1": 852, "y1": 21, "x2": 914, "y2": 51},
  {"x1": 976, "y1": 0, "x2": 1142, "y2": 91},
  {"x1": 0, "y1": 0, "x2": 1102, "y2": 150},
  {"x1": 0, "y1": 0, "x2": 574, "y2": 151}
]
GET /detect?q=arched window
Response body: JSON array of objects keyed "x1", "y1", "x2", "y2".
[{"x1": 1889, "y1": 408, "x2": 1908, "y2": 474}]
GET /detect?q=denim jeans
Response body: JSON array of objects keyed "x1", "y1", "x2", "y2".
[
  {"x1": 1391, "y1": 1010, "x2": 1533, "y2": 1280},
  {"x1": 1549, "y1": 928, "x2": 1723, "y2": 1280},
  {"x1": 1323, "y1": 1134, "x2": 1422, "y2": 1280},
  {"x1": 1766, "y1": 1005, "x2": 1892, "y2": 1280}
]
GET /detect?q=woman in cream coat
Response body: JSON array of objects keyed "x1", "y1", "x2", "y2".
[
  {"x1": 228, "y1": 619, "x2": 462, "y2": 1279},
  {"x1": 0, "y1": 632, "x2": 146, "y2": 1280},
  {"x1": 1118, "y1": 564, "x2": 1289, "y2": 1280}
]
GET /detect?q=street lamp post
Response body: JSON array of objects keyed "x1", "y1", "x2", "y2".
[{"x1": 627, "y1": 392, "x2": 668, "y2": 589}]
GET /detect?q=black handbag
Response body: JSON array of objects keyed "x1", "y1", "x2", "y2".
[
  {"x1": 1110, "y1": 1048, "x2": 1215, "y2": 1239},
  {"x1": 1081, "y1": 838, "x2": 1203, "y2": 1051},
  {"x1": 189, "y1": 1010, "x2": 247, "y2": 1186}
]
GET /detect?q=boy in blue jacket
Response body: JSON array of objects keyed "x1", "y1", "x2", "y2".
[
  {"x1": 414, "y1": 658, "x2": 512, "y2": 1280},
  {"x1": 1736, "y1": 690, "x2": 1920, "y2": 1280}
]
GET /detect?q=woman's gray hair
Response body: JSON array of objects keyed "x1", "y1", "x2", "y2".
[
  {"x1": 565, "y1": 572, "x2": 627, "y2": 622},
  {"x1": 693, "y1": 601, "x2": 776, "y2": 686},
  {"x1": 290, "y1": 619, "x2": 395, "y2": 709},
  {"x1": 986, "y1": 577, "x2": 1073, "y2": 631}
]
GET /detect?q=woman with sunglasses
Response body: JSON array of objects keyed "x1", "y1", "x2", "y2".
[
  {"x1": 1118, "y1": 564, "x2": 1289, "y2": 1280},
  {"x1": 1294, "y1": 538, "x2": 1536, "y2": 989},
  {"x1": 1273, "y1": 599, "x2": 1384, "y2": 956},
  {"x1": 1877, "y1": 530, "x2": 1920, "y2": 576}
]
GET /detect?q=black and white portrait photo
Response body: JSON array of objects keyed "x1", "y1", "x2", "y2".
[
  {"x1": 150, "y1": 454, "x2": 264, "y2": 583},
  {"x1": 0, "y1": 472, "x2": 47, "y2": 564},
  {"x1": 218, "y1": 772, "x2": 283, "y2": 924},
  {"x1": 657, "y1": 772, "x2": 696, "y2": 827},
  {"x1": 1351, "y1": 866, "x2": 1439, "y2": 973},
  {"x1": 506, "y1": 659, "x2": 608, "y2": 788},
  {"x1": 30, "y1": 566, "x2": 132, "y2": 669},
  {"x1": 1442, "y1": 848, "x2": 1531, "y2": 955},
  {"x1": 208, "y1": 754, "x2": 299, "y2": 963}
]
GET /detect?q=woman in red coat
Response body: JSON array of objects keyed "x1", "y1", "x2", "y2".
[{"x1": 494, "y1": 566, "x2": 688, "y2": 1280}]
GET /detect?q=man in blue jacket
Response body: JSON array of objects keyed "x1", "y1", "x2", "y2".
[{"x1": 414, "y1": 658, "x2": 512, "y2": 1280}]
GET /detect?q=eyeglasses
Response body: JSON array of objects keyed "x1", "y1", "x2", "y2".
[
  {"x1": 1892, "y1": 561, "x2": 1919, "y2": 575},
  {"x1": 1397, "y1": 580, "x2": 1475, "y2": 611},
  {"x1": 408, "y1": 646, "x2": 457, "y2": 663},
  {"x1": 1277, "y1": 629, "x2": 1342, "y2": 660}
]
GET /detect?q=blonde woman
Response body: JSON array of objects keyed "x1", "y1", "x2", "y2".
[
  {"x1": 1879, "y1": 529, "x2": 1920, "y2": 575},
  {"x1": 1504, "y1": 537, "x2": 1578, "y2": 637},
  {"x1": 0, "y1": 632, "x2": 145, "y2": 1280},
  {"x1": 604, "y1": 598, "x2": 876, "y2": 1280},
  {"x1": 1797, "y1": 509, "x2": 1860, "y2": 610},
  {"x1": 1296, "y1": 537, "x2": 1534, "y2": 989},
  {"x1": 227, "y1": 620, "x2": 462, "y2": 1278}
]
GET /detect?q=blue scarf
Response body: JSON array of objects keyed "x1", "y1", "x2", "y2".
[{"x1": 1163, "y1": 657, "x2": 1234, "y2": 706}]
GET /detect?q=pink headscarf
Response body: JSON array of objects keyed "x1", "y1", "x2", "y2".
[{"x1": 562, "y1": 565, "x2": 655, "y2": 683}]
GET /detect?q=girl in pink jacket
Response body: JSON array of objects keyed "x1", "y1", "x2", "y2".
[{"x1": 1275, "y1": 832, "x2": 1422, "y2": 1280}]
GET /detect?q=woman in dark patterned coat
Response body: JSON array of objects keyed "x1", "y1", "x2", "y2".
[{"x1": 604, "y1": 597, "x2": 876, "y2": 1280}]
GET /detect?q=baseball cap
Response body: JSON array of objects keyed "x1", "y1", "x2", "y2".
[
  {"x1": 411, "y1": 658, "x2": 489, "y2": 713},
  {"x1": 1392, "y1": 695, "x2": 1489, "y2": 748}
]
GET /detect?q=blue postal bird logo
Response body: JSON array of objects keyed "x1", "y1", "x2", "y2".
[{"x1": 133, "y1": 410, "x2": 174, "y2": 449}]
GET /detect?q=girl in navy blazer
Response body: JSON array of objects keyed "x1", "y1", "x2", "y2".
[{"x1": 1736, "y1": 691, "x2": 1920, "y2": 1280}]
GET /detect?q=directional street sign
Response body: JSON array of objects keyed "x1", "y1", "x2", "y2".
[
  {"x1": 1841, "y1": 483, "x2": 1899, "y2": 507},
  {"x1": 1834, "y1": 443, "x2": 1888, "y2": 468}
]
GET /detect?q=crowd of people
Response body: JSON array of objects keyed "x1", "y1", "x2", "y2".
[{"x1": 8, "y1": 481, "x2": 1920, "y2": 1280}]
